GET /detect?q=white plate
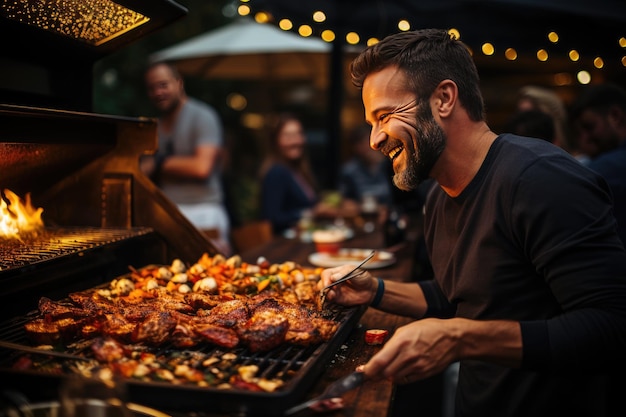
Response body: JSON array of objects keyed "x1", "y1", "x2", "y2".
[{"x1": 308, "y1": 248, "x2": 396, "y2": 269}]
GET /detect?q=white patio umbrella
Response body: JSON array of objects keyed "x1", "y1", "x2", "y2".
[{"x1": 150, "y1": 18, "x2": 333, "y2": 81}]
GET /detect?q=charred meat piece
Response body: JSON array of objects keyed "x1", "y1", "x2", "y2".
[
  {"x1": 251, "y1": 297, "x2": 338, "y2": 346},
  {"x1": 205, "y1": 299, "x2": 250, "y2": 328},
  {"x1": 101, "y1": 314, "x2": 136, "y2": 343},
  {"x1": 170, "y1": 322, "x2": 201, "y2": 348},
  {"x1": 131, "y1": 311, "x2": 177, "y2": 346},
  {"x1": 184, "y1": 293, "x2": 238, "y2": 310},
  {"x1": 38, "y1": 297, "x2": 92, "y2": 321},
  {"x1": 54, "y1": 317, "x2": 87, "y2": 343},
  {"x1": 237, "y1": 309, "x2": 289, "y2": 352},
  {"x1": 193, "y1": 322, "x2": 240, "y2": 349},
  {"x1": 24, "y1": 318, "x2": 61, "y2": 345},
  {"x1": 167, "y1": 311, "x2": 202, "y2": 348}
]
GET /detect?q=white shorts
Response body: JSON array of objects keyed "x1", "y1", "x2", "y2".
[{"x1": 177, "y1": 203, "x2": 230, "y2": 243}]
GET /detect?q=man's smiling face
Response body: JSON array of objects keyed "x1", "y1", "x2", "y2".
[{"x1": 362, "y1": 66, "x2": 446, "y2": 191}]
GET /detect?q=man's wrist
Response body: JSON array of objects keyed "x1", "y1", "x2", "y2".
[{"x1": 370, "y1": 277, "x2": 385, "y2": 308}]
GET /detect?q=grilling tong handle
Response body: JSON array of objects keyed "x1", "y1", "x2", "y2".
[{"x1": 0, "y1": 340, "x2": 91, "y2": 362}]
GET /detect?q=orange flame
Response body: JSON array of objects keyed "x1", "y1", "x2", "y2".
[{"x1": 0, "y1": 189, "x2": 44, "y2": 239}]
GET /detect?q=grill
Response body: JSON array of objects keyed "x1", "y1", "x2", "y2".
[{"x1": 0, "y1": 288, "x2": 364, "y2": 416}]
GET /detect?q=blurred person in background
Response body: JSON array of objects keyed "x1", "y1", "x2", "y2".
[
  {"x1": 516, "y1": 85, "x2": 593, "y2": 165},
  {"x1": 505, "y1": 109, "x2": 555, "y2": 143},
  {"x1": 516, "y1": 85, "x2": 569, "y2": 149},
  {"x1": 320, "y1": 29, "x2": 626, "y2": 417},
  {"x1": 141, "y1": 61, "x2": 231, "y2": 254},
  {"x1": 570, "y1": 83, "x2": 626, "y2": 245},
  {"x1": 259, "y1": 113, "x2": 356, "y2": 235},
  {"x1": 338, "y1": 123, "x2": 393, "y2": 227}
]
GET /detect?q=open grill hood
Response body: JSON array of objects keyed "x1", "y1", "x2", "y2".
[{"x1": 0, "y1": 0, "x2": 188, "y2": 111}]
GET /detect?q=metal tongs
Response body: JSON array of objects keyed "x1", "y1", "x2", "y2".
[
  {"x1": 319, "y1": 250, "x2": 375, "y2": 308},
  {"x1": 284, "y1": 371, "x2": 365, "y2": 415}
]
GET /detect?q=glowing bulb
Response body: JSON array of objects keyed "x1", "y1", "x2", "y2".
[
  {"x1": 594, "y1": 57, "x2": 604, "y2": 69},
  {"x1": 481, "y1": 43, "x2": 495, "y2": 56},
  {"x1": 536, "y1": 49, "x2": 548, "y2": 61},
  {"x1": 367, "y1": 38, "x2": 379, "y2": 46},
  {"x1": 313, "y1": 11, "x2": 326, "y2": 22},
  {"x1": 237, "y1": 4, "x2": 250, "y2": 15},
  {"x1": 622, "y1": 56, "x2": 626, "y2": 67},
  {"x1": 346, "y1": 32, "x2": 360, "y2": 45},
  {"x1": 279, "y1": 19, "x2": 292, "y2": 30},
  {"x1": 398, "y1": 20, "x2": 410, "y2": 31},
  {"x1": 619, "y1": 37, "x2": 626, "y2": 48},
  {"x1": 448, "y1": 28, "x2": 460, "y2": 40},
  {"x1": 504, "y1": 48, "x2": 517, "y2": 60},
  {"x1": 548, "y1": 32, "x2": 559, "y2": 43},
  {"x1": 577, "y1": 70, "x2": 591, "y2": 84},
  {"x1": 298, "y1": 24, "x2": 312, "y2": 37},
  {"x1": 321, "y1": 29, "x2": 335, "y2": 42},
  {"x1": 254, "y1": 12, "x2": 270, "y2": 23},
  {"x1": 227, "y1": 93, "x2": 247, "y2": 111},
  {"x1": 569, "y1": 50, "x2": 580, "y2": 61}
]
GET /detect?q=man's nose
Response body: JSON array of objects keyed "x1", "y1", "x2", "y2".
[{"x1": 370, "y1": 128, "x2": 386, "y2": 150}]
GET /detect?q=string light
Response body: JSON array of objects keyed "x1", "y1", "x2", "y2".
[
  {"x1": 577, "y1": 70, "x2": 592, "y2": 84},
  {"x1": 321, "y1": 29, "x2": 335, "y2": 42},
  {"x1": 594, "y1": 57, "x2": 605, "y2": 68},
  {"x1": 569, "y1": 50, "x2": 580, "y2": 61},
  {"x1": 536, "y1": 49, "x2": 549, "y2": 62},
  {"x1": 397, "y1": 19, "x2": 410, "y2": 31},
  {"x1": 505, "y1": 48, "x2": 518, "y2": 60},
  {"x1": 240, "y1": 0, "x2": 625, "y2": 83},
  {"x1": 312, "y1": 11, "x2": 326, "y2": 23},
  {"x1": 278, "y1": 18, "x2": 292, "y2": 30},
  {"x1": 481, "y1": 43, "x2": 495, "y2": 56},
  {"x1": 548, "y1": 31, "x2": 559, "y2": 43},
  {"x1": 346, "y1": 32, "x2": 360, "y2": 45},
  {"x1": 298, "y1": 24, "x2": 313, "y2": 37},
  {"x1": 238, "y1": 4, "x2": 250, "y2": 15}
]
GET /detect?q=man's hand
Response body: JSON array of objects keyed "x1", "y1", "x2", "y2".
[{"x1": 318, "y1": 265, "x2": 378, "y2": 306}]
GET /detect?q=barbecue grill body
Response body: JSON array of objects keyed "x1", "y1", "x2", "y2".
[{"x1": 0, "y1": 0, "x2": 218, "y2": 315}]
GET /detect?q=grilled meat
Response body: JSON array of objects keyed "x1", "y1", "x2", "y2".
[
  {"x1": 204, "y1": 299, "x2": 251, "y2": 328},
  {"x1": 24, "y1": 318, "x2": 61, "y2": 345},
  {"x1": 193, "y1": 322, "x2": 240, "y2": 349},
  {"x1": 23, "y1": 254, "x2": 342, "y2": 354},
  {"x1": 131, "y1": 311, "x2": 178, "y2": 346},
  {"x1": 237, "y1": 310, "x2": 289, "y2": 352}
]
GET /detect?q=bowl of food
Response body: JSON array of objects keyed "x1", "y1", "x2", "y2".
[{"x1": 312, "y1": 229, "x2": 347, "y2": 254}]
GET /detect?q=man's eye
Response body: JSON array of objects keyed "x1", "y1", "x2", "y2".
[{"x1": 379, "y1": 113, "x2": 391, "y2": 121}]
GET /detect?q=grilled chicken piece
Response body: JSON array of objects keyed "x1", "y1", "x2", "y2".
[
  {"x1": 102, "y1": 314, "x2": 136, "y2": 343},
  {"x1": 184, "y1": 293, "x2": 239, "y2": 310},
  {"x1": 251, "y1": 297, "x2": 338, "y2": 346},
  {"x1": 293, "y1": 281, "x2": 319, "y2": 305},
  {"x1": 204, "y1": 299, "x2": 250, "y2": 328},
  {"x1": 24, "y1": 318, "x2": 61, "y2": 345},
  {"x1": 38, "y1": 297, "x2": 92, "y2": 320},
  {"x1": 194, "y1": 322, "x2": 240, "y2": 349},
  {"x1": 131, "y1": 311, "x2": 178, "y2": 346},
  {"x1": 237, "y1": 309, "x2": 289, "y2": 352}
]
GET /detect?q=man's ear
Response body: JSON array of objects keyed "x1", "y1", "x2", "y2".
[{"x1": 433, "y1": 79, "x2": 457, "y2": 119}]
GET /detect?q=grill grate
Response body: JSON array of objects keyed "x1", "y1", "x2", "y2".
[
  {"x1": 0, "y1": 227, "x2": 154, "y2": 271},
  {"x1": 0, "y1": 302, "x2": 353, "y2": 385}
]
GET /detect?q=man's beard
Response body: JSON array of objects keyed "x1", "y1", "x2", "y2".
[{"x1": 393, "y1": 103, "x2": 446, "y2": 191}]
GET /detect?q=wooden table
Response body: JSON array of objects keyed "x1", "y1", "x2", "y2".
[{"x1": 237, "y1": 223, "x2": 419, "y2": 417}]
